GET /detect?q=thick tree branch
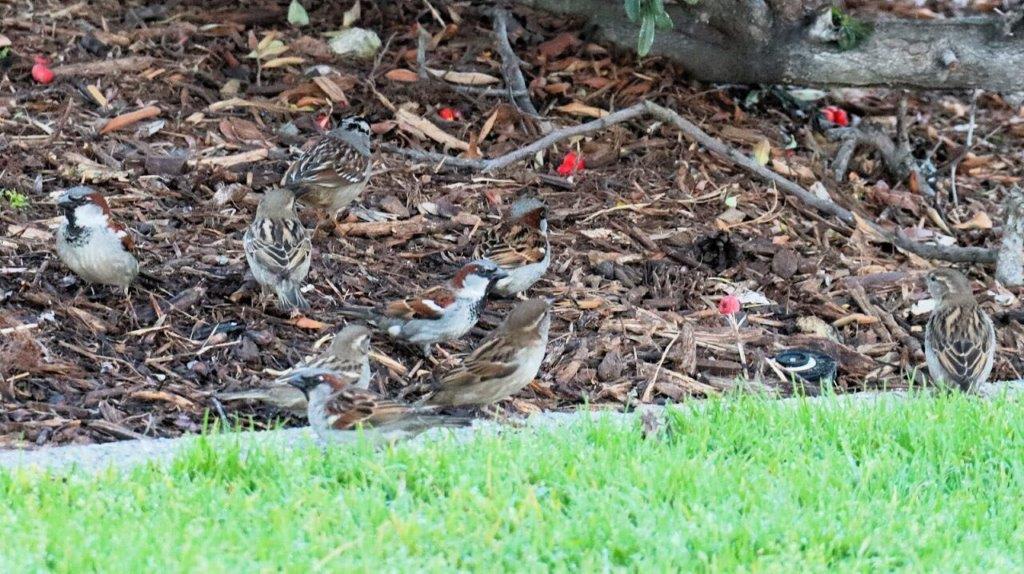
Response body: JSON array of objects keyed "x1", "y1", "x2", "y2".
[{"x1": 518, "y1": 0, "x2": 1024, "y2": 91}]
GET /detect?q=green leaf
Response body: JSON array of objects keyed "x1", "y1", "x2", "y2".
[
  {"x1": 637, "y1": 15, "x2": 656, "y2": 57},
  {"x1": 624, "y1": 0, "x2": 641, "y2": 22},
  {"x1": 655, "y1": 11, "x2": 673, "y2": 29},
  {"x1": 288, "y1": 0, "x2": 310, "y2": 27}
]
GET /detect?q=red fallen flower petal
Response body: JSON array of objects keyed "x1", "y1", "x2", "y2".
[
  {"x1": 33, "y1": 55, "x2": 48, "y2": 66},
  {"x1": 31, "y1": 63, "x2": 54, "y2": 85},
  {"x1": 556, "y1": 151, "x2": 585, "y2": 176},
  {"x1": 718, "y1": 295, "x2": 741, "y2": 316},
  {"x1": 315, "y1": 113, "x2": 330, "y2": 131},
  {"x1": 438, "y1": 107, "x2": 460, "y2": 121},
  {"x1": 820, "y1": 105, "x2": 849, "y2": 127}
]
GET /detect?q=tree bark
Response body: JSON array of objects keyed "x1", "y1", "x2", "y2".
[{"x1": 518, "y1": 0, "x2": 1024, "y2": 91}]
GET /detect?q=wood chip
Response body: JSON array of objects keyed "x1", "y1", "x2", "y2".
[{"x1": 99, "y1": 105, "x2": 161, "y2": 135}]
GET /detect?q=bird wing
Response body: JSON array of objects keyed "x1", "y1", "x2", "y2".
[
  {"x1": 324, "y1": 388, "x2": 424, "y2": 430},
  {"x1": 479, "y1": 222, "x2": 547, "y2": 268},
  {"x1": 927, "y1": 303, "x2": 995, "y2": 387},
  {"x1": 246, "y1": 217, "x2": 310, "y2": 281},
  {"x1": 283, "y1": 137, "x2": 370, "y2": 189},
  {"x1": 382, "y1": 286, "x2": 456, "y2": 320},
  {"x1": 438, "y1": 337, "x2": 519, "y2": 389}
]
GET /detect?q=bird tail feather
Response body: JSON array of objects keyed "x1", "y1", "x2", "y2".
[{"x1": 276, "y1": 283, "x2": 309, "y2": 311}]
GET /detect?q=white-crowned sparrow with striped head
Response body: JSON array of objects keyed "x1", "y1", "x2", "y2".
[
  {"x1": 282, "y1": 115, "x2": 372, "y2": 214},
  {"x1": 426, "y1": 298, "x2": 550, "y2": 406},
  {"x1": 286, "y1": 368, "x2": 472, "y2": 443},
  {"x1": 339, "y1": 260, "x2": 508, "y2": 356},
  {"x1": 477, "y1": 196, "x2": 550, "y2": 297},
  {"x1": 217, "y1": 325, "x2": 372, "y2": 414},
  {"x1": 243, "y1": 187, "x2": 312, "y2": 312},
  {"x1": 924, "y1": 268, "x2": 995, "y2": 392},
  {"x1": 55, "y1": 186, "x2": 139, "y2": 288}
]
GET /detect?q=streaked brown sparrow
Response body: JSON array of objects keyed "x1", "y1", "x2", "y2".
[
  {"x1": 477, "y1": 196, "x2": 550, "y2": 297},
  {"x1": 55, "y1": 186, "x2": 139, "y2": 288},
  {"x1": 924, "y1": 268, "x2": 995, "y2": 392},
  {"x1": 282, "y1": 116, "x2": 372, "y2": 214},
  {"x1": 243, "y1": 187, "x2": 312, "y2": 312},
  {"x1": 340, "y1": 260, "x2": 507, "y2": 356},
  {"x1": 426, "y1": 298, "x2": 551, "y2": 406}
]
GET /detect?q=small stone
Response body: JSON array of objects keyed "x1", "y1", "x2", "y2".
[
  {"x1": 144, "y1": 150, "x2": 187, "y2": 176},
  {"x1": 235, "y1": 337, "x2": 260, "y2": 364},
  {"x1": 772, "y1": 248, "x2": 801, "y2": 279},
  {"x1": 597, "y1": 350, "x2": 623, "y2": 382},
  {"x1": 378, "y1": 195, "x2": 410, "y2": 218}
]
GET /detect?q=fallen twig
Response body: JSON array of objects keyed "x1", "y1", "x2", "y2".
[
  {"x1": 51, "y1": 56, "x2": 157, "y2": 77},
  {"x1": 996, "y1": 186, "x2": 1024, "y2": 287},
  {"x1": 829, "y1": 93, "x2": 935, "y2": 199},
  {"x1": 949, "y1": 89, "x2": 980, "y2": 208},
  {"x1": 386, "y1": 100, "x2": 996, "y2": 263},
  {"x1": 489, "y1": 8, "x2": 552, "y2": 133}
]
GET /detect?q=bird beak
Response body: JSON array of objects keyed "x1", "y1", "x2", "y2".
[{"x1": 284, "y1": 375, "x2": 313, "y2": 399}]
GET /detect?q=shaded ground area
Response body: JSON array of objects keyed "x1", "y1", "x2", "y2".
[{"x1": 1, "y1": 0, "x2": 1023, "y2": 446}]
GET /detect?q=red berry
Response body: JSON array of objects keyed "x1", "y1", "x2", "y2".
[
  {"x1": 438, "y1": 107, "x2": 460, "y2": 121},
  {"x1": 31, "y1": 63, "x2": 54, "y2": 85},
  {"x1": 820, "y1": 105, "x2": 849, "y2": 127},
  {"x1": 718, "y1": 295, "x2": 741, "y2": 315},
  {"x1": 556, "y1": 151, "x2": 585, "y2": 176}
]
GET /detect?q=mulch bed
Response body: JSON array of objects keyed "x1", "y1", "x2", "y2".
[{"x1": 2, "y1": 0, "x2": 1022, "y2": 447}]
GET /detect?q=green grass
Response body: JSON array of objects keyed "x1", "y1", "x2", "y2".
[{"x1": 3, "y1": 394, "x2": 1024, "y2": 572}]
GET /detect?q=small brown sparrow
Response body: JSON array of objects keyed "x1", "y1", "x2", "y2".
[
  {"x1": 426, "y1": 298, "x2": 551, "y2": 406},
  {"x1": 286, "y1": 368, "x2": 472, "y2": 442},
  {"x1": 924, "y1": 268, "x2": 995, "y2": 392},
  {"x1": 243, "y1": 187, "x2": 312, "y2": 312},
  {"x1": 476, "y1": 196, "x2": 550, "y2": 297},
  {"x1": 340, "y1": 260, "x2": 507, "y2": 356},
  {"x1": 55, "y1": 186, "x2": 139, "y2": 288},
  {"x1": 217, "y1": 325, "x2": 372, "y2": 415},
  {"x1": 282, "y1": 116, "x2": 372, "y2": 214}
]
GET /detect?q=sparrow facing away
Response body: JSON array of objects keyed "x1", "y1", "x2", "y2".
[
  {"x1": 477, "y1": 196, "x2": 550, "y2": 297},
  {"x1": 924, "y1": 268, "x2": 995, "y2": 393},
  {"x1": 217, "y1": 325, "x2": 372, "y2": 415},
  {"x1": 426, "y1": 298, "x2": 551, "y2": 407},
  {"x1": 286, "y1": 368, "x2": 472, "y2": 443},
  {"x1": 55, "y1": 186, "x2": 139, "y2": 288},
  {"x1": 243, "y1": 187, "x2": 312, "y2": 312},
  {"x1": 282, "y1": 116, "x2": 372, "y2": 214},
  {"x1": 340, "y1": 260, "x2": 508, "y2": 356}
]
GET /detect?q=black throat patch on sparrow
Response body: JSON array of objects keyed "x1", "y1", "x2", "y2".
[{"x1": 61, "y1": 207, "x2": 91, "y2": 246}]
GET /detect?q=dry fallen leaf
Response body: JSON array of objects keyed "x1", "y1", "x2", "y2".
[
  {"x1": 426, "y1": 68, "x2": 500, "y2": 86},
  {"x1": 554, "y1": 101, "x2": 608, "y2": 118},
  {"x1": 752, "y1": 139, "x2": 771, "y2": 166},
  {"x1": 289, "y1": 317, "x2": 330, "y2": 330},
  {"x1": 954, "y1": 211, "x2": 994, "y2": 231},
  {"x1": 385, "y1": 68, "x2": 419, "y2": 83},
  {"x1": 99, "y1": 105, "x2": 161, "y2": 135}
]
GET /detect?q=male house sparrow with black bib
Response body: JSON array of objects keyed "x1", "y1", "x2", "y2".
[
  {"x1": 55, "y1": 186, "x2": 139, "y2": 289},
  {"x1": 340, "y1": 260, "x2": 507, "y2": 356},
  {"x1": 217, "y1": 325, "x2": 372, "y2": 415},
  {"x1": 924, "y1": 268, "x2": 995, "y2": 393},
  {"x1": 286, "y1": 372, "x2": 471, "y2": 443}
]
